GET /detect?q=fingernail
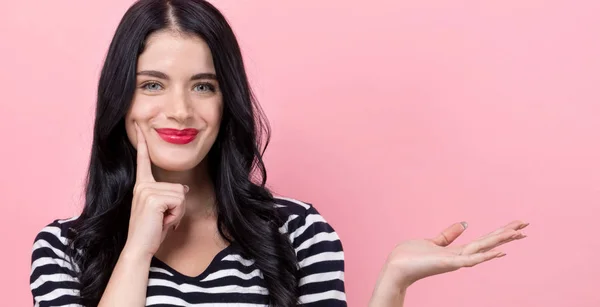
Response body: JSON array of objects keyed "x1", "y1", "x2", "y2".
[
  {"x1": 461, "y1": 222, "x2": 468, "y2": 229},
  {"x1": 183, "y1": 185, "x2": 189, "y2": 193},
  {"x1": 497, "y1": 252, "x2": 507, "y2": 258}
]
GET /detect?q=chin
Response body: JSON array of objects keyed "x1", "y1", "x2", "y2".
[
  {"x1": 153, "y1": 159, "x2": 202, "y2": 172},
  {"x1": 151, "y1": 151, "x2": 204, "y2": 172}
]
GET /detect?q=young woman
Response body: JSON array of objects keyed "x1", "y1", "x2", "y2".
[{"x1": 29, "y1": 0, "x2": 528, "y2": 306}]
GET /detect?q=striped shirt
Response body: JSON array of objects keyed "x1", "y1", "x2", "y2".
[{"x1": 30, "y1": 197, "x2": 346, "y2": 306}]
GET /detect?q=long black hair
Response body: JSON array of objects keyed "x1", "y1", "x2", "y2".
[{"x1": 68, "y1": 0, "x2": 299, "y2": 305}]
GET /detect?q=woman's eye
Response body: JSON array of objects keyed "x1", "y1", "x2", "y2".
[
  {"x1": 193, "y1": 83, "x2": 216, "y2": 92},
  {"x1": 142, "y1": 82, "x2": 163, "y2": 91}
]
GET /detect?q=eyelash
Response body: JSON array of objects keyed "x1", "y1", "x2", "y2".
[
  {"x1": 140, "y1": 82, "x2": 163, "y2": 91},
  {"x1": 139, "y1": 82, "x2": 216, "y2": 93},
  {"x1": 193, "y1": 83, "x2": 216, "y2": 92}
]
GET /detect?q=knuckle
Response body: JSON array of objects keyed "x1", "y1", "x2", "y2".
[
  {"x1": 502, "y1": 231, "x2": 517, "y2": 240},
  {"x1": 134, "y1": 183, "x2": 147, "y2": 195},
  {"x1": 439, "y1": 233, "x2": 450, "y2": 246},
  {"x1": 465, "y1": 243, "x2": 478, "y2": 254},
  {"x1": 146, "y1": 194, "x2": 159, "y2": 205},
  {"x1": 139, "y1": 189, "x2": 151, "y2": 200}
]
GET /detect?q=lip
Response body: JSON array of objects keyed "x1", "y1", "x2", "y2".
[{"x1": 155, "y1": 128, "x2": 199, "y2": 145}]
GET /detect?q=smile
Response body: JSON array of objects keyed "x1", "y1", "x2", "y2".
[{"x1": 155, "y1": 128, "x2": 199, "y2": 145}]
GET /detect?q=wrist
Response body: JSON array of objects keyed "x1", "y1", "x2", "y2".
[
  {"x1": 121, "y1": 244, "x2": 154, "y2": 264},
  {"x1": 369, "y1": 266, "x2": 410, "y2": 307},
  {"x1": 369, "y1": 277, "x2": 408, "y2": 307},
  {"x1": 378, "y1": 270, "x2": 410, "y2": 296},
  {"x1": 380, "y1": 260, "x2": 413, "y2": 289}
]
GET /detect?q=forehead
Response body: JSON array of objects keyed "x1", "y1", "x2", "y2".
[{"x1": 137, "y1": 30, "x2": 215, "y2": 73}]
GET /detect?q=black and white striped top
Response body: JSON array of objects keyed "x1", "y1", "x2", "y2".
[{"x1": 30, "y1": 197, "x2": 346, "y2": 306}]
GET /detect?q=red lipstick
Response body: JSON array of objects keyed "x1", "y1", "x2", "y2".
[{"x1": 155, "y1": 128, "x2": 199, "y2": 145}]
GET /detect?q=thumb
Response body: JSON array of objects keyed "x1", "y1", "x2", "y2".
[{"x1": 431, "y1": 221, "x2": 468, "y2": 246}]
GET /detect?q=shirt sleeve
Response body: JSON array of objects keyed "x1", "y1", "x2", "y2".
[
  {"x1": 285, "y1": 203, "x2": 347, "y2": 306},
  {"x1": 30, "y1": 220, "x2": 82, "y2": 307}
]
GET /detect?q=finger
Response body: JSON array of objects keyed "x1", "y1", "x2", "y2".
[
  {"x1": 140, "y1": 189, "x2": 186, "y2": 202},
  {"x1": 478, "y1": 220, "x2": 529, "y2": 240},
  {"x1": 137, "y1": 183, "x2": 188, "y2": 195},
  {"x1": 431, "y1": 222, "x2": 468, "y2": 246},
  {"x1": 163, "y1": 196, "x2": 186, "y2": 228},
  {"x1": 462, "y1": 229, "x2": 523, "y2": 255},
  {"x1": 135, "y1": 122, "x2": 155, "y2": 183},
  {"x1": 142, "y1": 194, "x2": 185, "y2": 226},
  {"x1": 451, "y1": 250, "x2": 506, "y2": 268},
  {"x1": 132, "y1": 183, "x2": 188, "y2": 213},
  {"x1": 479, "y1": 233, "x2": 526, "y2": 253},
  {"x1": 136, "y1": 185, "x2": 187, "y2": 210}
]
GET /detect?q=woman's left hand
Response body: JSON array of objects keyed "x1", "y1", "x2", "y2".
[{"x1": 369, "y1": 220, "x2": 529, "y2": 306}]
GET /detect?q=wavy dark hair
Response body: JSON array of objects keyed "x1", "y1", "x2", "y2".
[{"x1": 68, "y1": 0, "x2": 299, "y2": 306}]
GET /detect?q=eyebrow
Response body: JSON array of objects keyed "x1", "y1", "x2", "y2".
[{"x1": 136, "y1": 70, "x2": 217, "y2": 81}]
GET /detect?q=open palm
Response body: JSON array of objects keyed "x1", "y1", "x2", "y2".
[{"x1": 384, "y1": 220, "x2": 528, "y2": 287}]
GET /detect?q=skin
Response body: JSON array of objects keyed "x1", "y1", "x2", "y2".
[{"x1": 98, "y1": 29, "x2": 530, "y2": 306}]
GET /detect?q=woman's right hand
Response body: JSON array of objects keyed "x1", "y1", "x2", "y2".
[{"x1": 123, "y1": 123, "x2": 188, "y2": 259}]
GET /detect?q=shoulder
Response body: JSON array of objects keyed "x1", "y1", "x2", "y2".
[
  {"x1": 274, "y1": 197, "x2": 346, "y2": 304},
  {"x1": 30, "y1": 217, "x2": 81, "y2": 303},
  {"x1": 31, "y1": 216, "x2": 79, "y2": 262},
  {"x1": 273, "y1": 196, "x2": 314, "y2": 220},
  {"x1": 273, "y1": 196, "x2": 334, "y2": 233},
  {"x1": 33, "y1": 216, "x2": 78, "y2": 245},
  {"x1": 273, "y1": 196, "x2": 344, "y2": 252},
  {"x1": 30, "y1": 217, "x2": 80, "y2": 280}
]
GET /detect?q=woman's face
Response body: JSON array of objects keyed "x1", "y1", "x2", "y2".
[{"x1": 125, "y1": 30, "x2": 223, "y2": 172}]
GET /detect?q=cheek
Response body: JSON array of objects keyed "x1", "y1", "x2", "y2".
[
  {"x1": 125, "y1": 97, "x2": 162, "y2": 147},
  {"x1": 129, "y1": 96, "x2": 163, "y2": 121},
  {"x1": 197, "y1": 99, "x2": 224, "y2": 129}
]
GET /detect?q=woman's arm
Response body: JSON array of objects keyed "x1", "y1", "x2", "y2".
[
  {"x1": 368, "y1": 268, "x2": 408, "y2": 307},
  {"x1": 97, "y1": 248, "x2": 153, "y2": 307},
  {"x1": 370, "y1": 289, "x2": 407, "y2": 307}
]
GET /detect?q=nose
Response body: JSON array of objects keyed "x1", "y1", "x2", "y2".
[{"x1": 164, "y1": 89, "x2": 193, "y2": 122}]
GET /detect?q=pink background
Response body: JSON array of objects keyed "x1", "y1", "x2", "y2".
[{"x1": 1, "y1": 0, "x2": 599, "y2": 306}]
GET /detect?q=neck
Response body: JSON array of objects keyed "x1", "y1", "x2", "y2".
[{"x1": 151, "y1": 161, "x2": 217, "y2": 219}]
